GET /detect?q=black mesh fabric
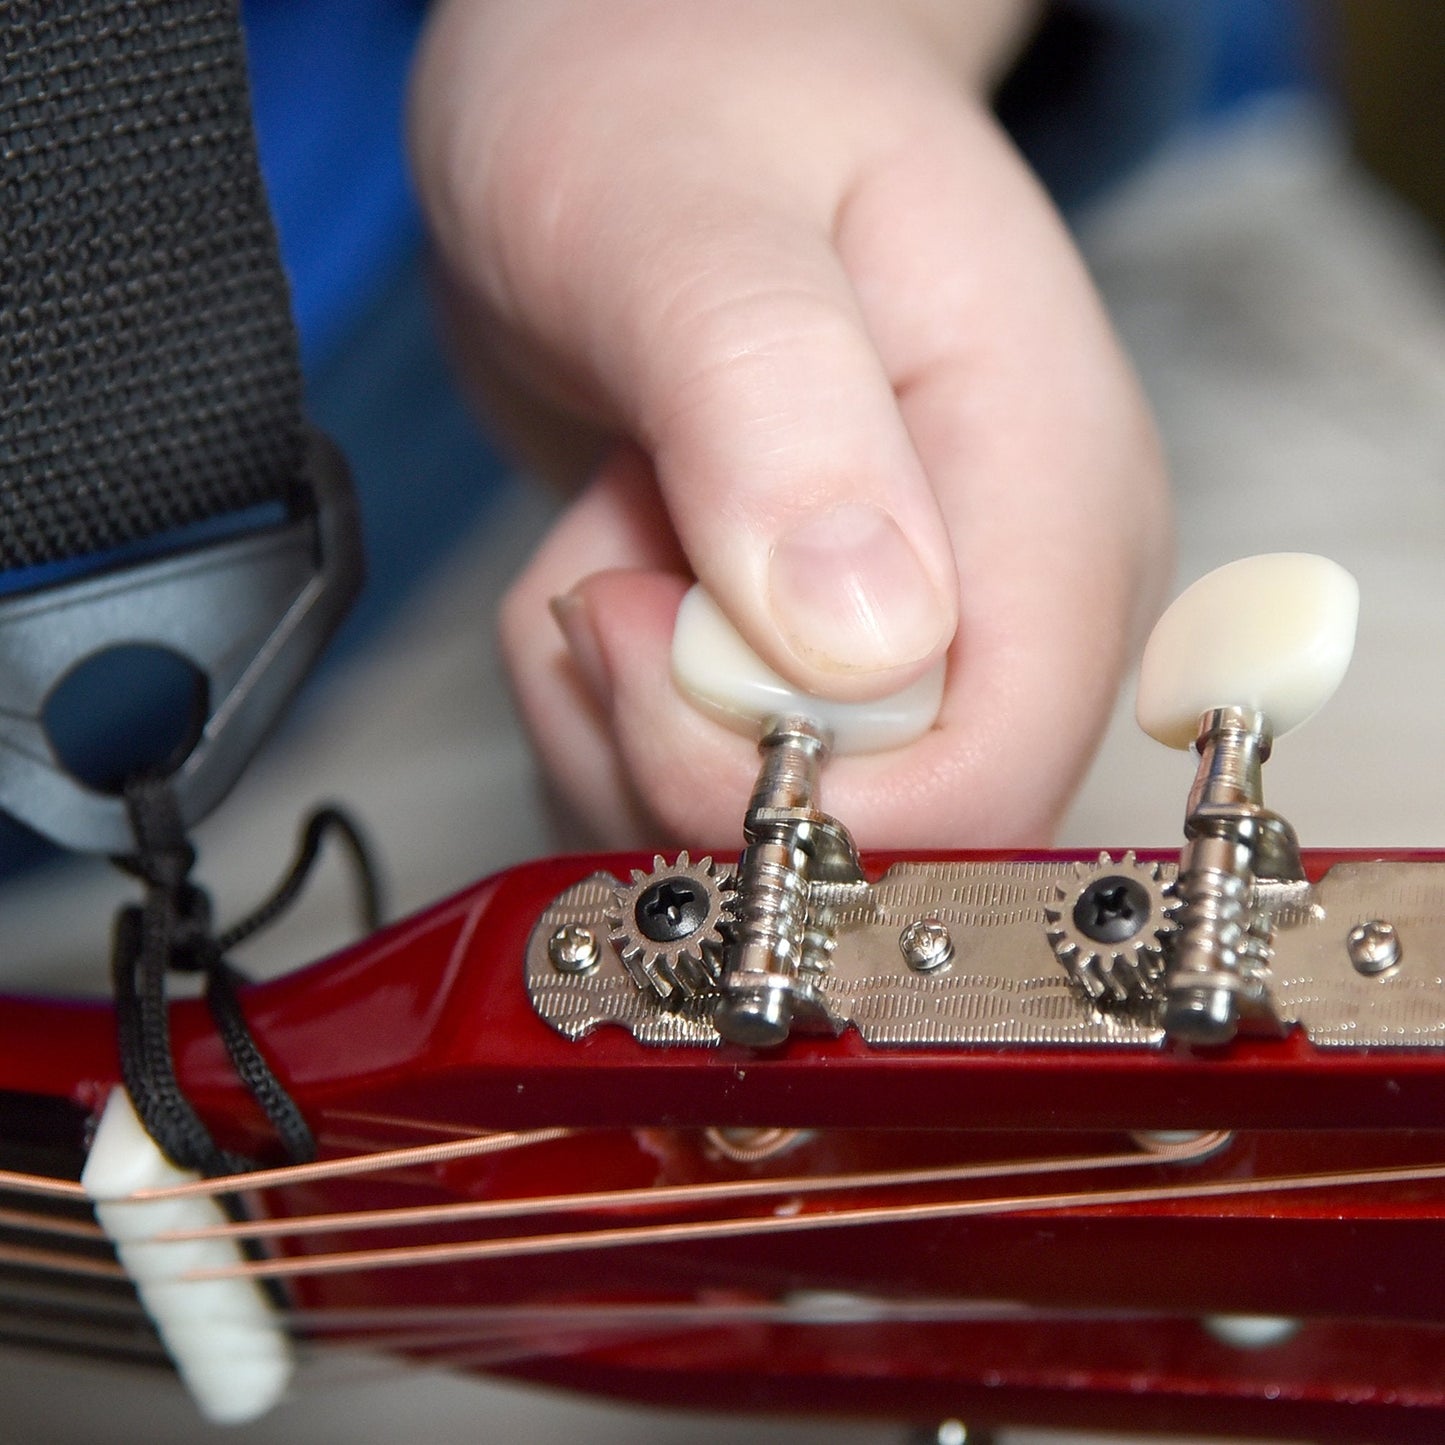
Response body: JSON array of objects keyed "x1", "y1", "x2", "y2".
[{"x1": 0, "y1": 1, "x2": 304, "y2": 570}]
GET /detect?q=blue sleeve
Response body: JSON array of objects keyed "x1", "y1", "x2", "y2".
[{"x1": 241, "y1": 0, "x2": 427, "y2": 369}]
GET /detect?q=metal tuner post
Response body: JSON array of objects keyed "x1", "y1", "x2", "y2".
[
  {"x1": 670, "y1": 586, "x2": 945, "y2": 1046},
  {"x1": 1136, "y1": 553, "x2": 1360, "y2": 1045}
]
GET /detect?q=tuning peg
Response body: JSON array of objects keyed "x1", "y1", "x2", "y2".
[
  {"x1": 1137, "y1": 552, "x2": 1358, "y2": 750},
  {"x1": 671, "y1": 584, "x2": 946, "y2": 1046},
  {"x1": 670, "y1": 584, "x2": 945, "y2": 755},
  {"x1": 1136, "y1": 554, "x2": 1359, "y2": 1046}
]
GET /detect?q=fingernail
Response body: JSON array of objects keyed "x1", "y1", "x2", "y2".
[
  {"x1": 768, "y1": 504, "x2": 951, "y2": 675},
  {"x1": 550, "y1": 592, "x2": 613, "y2": 708}
]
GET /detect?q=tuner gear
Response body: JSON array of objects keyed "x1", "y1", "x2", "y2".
[
  {"x1": 608, "y1": 852, "x2": 734, "y2": 1007},
  {"x1": 1045, "y1": 852, "x2": 1182, "y2": 1009}
]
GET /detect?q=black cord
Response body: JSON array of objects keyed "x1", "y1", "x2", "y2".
[
  {"x1": 216, "y1": 807, "x2": 382, "y2": 953},
  {"x1": 110, "y1": 778, "x2": 384, "y2": 1175},
  {"x1": 112, "y1": 777, "x2": 249, "y2": 1176}
]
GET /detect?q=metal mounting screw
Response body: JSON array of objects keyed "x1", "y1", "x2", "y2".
[
  {"x1": 548, "y1": 923, "x2": 601, "y2": 975},
  {"x1": 900, "y1": 918, "x2": 953, "y2": 973},
  {"x1": 1348, "y1": 919, "x2": 1400, "y2": 976},
  {"x1": 1072, "y1": 874, "x2": 1151, "y2": 943},
  {"x1": 634, "y1": 876, "x2": 709, "y2": 943}
]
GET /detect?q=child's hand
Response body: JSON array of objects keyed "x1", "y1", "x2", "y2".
[{"x1": 410, "y1": 0, "x2": 1172, "y2": 847}]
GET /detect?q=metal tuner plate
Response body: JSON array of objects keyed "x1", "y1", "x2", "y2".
[{"x1": 525, "y1": 857, "x2": 1445, "y2": 1051}]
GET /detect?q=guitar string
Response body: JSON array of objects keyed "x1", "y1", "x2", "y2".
[
  {"x1": 13, "y1": 1136, "x2": 1442, "y2": 1293},
  {"x1": 0, "y1": 1241, "x2": 126, "y2": 1281},
  {"x1": 5, "y1": 1120, "x2": 1445, "y2": 1384},
  {"x1": 219, "y1": 1308, "x2": 1445, "y2": 1401},
  {"x1": 189, "y1": 1155, "x2": 1445, "y2": 1284},
  {"x1": 0, "y1": 1130, "x2": 1222, "y2": 1281},
  {"x1": 0, "y1": 1275, "x2": 1277, "y2": 1381},
  {"x1": 0, "y1": 1134, "x2": 1223, "y2": 1354},
  {"x1": 6, "y1": 1128, "x2": 1444, "y2": 1315},
  {"x1": 0, "y1": 1121, "x2": 584, "y2": 1339},
  {"x1": 165, "y1": 1299, "x2": 1169, "y2": 1359},
  {"x1": 0, "y1": 1249, "x2": 1256, "y2": 1373},
  {"x1": 179, "y1": 1300, "x2": 1198, "y2": 1380},
  {"x1": 0, "y1": 1122, "x2": 1216, "y2": 1211},
  {"x1": 17, "y1": 1234, "x2": 1445, "y2": 1396},
  {"x1": 155, "y1": 1134, "x2": 1231, "y2": 1245},
  {"x1": 14, "y1": 1289, "x2": 1445, "y2": 1386},
  {"x1": 0, "y1": 1280, "x2": 148, "y2": 1318},
  {"x1": 320, "y1": 1108, "x2": 526, "y2": 1140},
  {"x1": 8, "y1": 1147, "x2": 1445, "y2": 1361},
  {"x1": 0, "y1": 1125, "x2": 575, "y2": 1205},
  {"x1": 0, "y1": 1206, "x2": 103, "y2": 1240}
]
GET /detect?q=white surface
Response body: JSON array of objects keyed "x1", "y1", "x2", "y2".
[
  {"x1": 82, "y1": 1090, "x2": 294, "y2": 1425},
  {"x1": 1135, "y1": 552, "x2": 1358, "y2": 748},
  {"x1": 3, "y1": 100, "x2": 1443, "y2": 1444},
  {"x1": 671, "y1": 583, "x2": 946, "y2": 753}
]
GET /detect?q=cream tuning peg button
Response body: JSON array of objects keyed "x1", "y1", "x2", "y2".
[
  {"x1": 671, "y1": 584, "x2": 945, "y2": 754},
  {"x1": 1136, "y1": 553, "x2": 1359, "y2": 750}
]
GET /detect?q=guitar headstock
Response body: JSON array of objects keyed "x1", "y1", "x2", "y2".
[
  {"x1": 8, "y1": 555, "x2": 1445, "y2": 1443},
  {"x1": 528, "y1": 557, "x2": 1445, "y2": 1078}
]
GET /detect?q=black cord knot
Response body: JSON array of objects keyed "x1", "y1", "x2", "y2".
[
  {"x1": 162, "y1": 882, "x2": 216, "y2": 974},
  {"x1": 110, "y1": 775, "x2": 383, "y2": 1176}
]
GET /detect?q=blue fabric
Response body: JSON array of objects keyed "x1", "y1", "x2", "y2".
[
  {"x1": 241, "y1": 0, "x2": 512, "y2": 664},
  {"x1": 305, "y1": 253, "x2": 512, "y2": 668},
  {"x1": 241, "y1": 0, "x2": 426, "y2": 369},
  {"x1": 1204, "y1": 0, "x2": 1316, "y2": 112}
]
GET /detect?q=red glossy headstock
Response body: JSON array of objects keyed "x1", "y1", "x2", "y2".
[{"x1": 6, "y1": 846, "x2": 1445, "y2": 1442}]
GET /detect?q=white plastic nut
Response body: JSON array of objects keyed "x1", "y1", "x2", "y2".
[
  {"x1": 82, "y1": 1090, "x2": 294, "y2": 1425},
  {"x1": 1136, "y1": 553, "x2": 1359, "y2": 749},
  {"x1": 671, "y1": 584, "x2": 945, "y2": 754}
]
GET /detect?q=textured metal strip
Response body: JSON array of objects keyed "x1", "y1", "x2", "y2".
[{"x1": 529, "y1": 860, "x2": 1445, "y2": 1052}]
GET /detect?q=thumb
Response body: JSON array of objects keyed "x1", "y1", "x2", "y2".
[
  {"x1": 615, "y1": 212, "x2": 961, "y2": 701},
  {"x1": 412, "y1": 4, "x2": 958, "y2": 695}
]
